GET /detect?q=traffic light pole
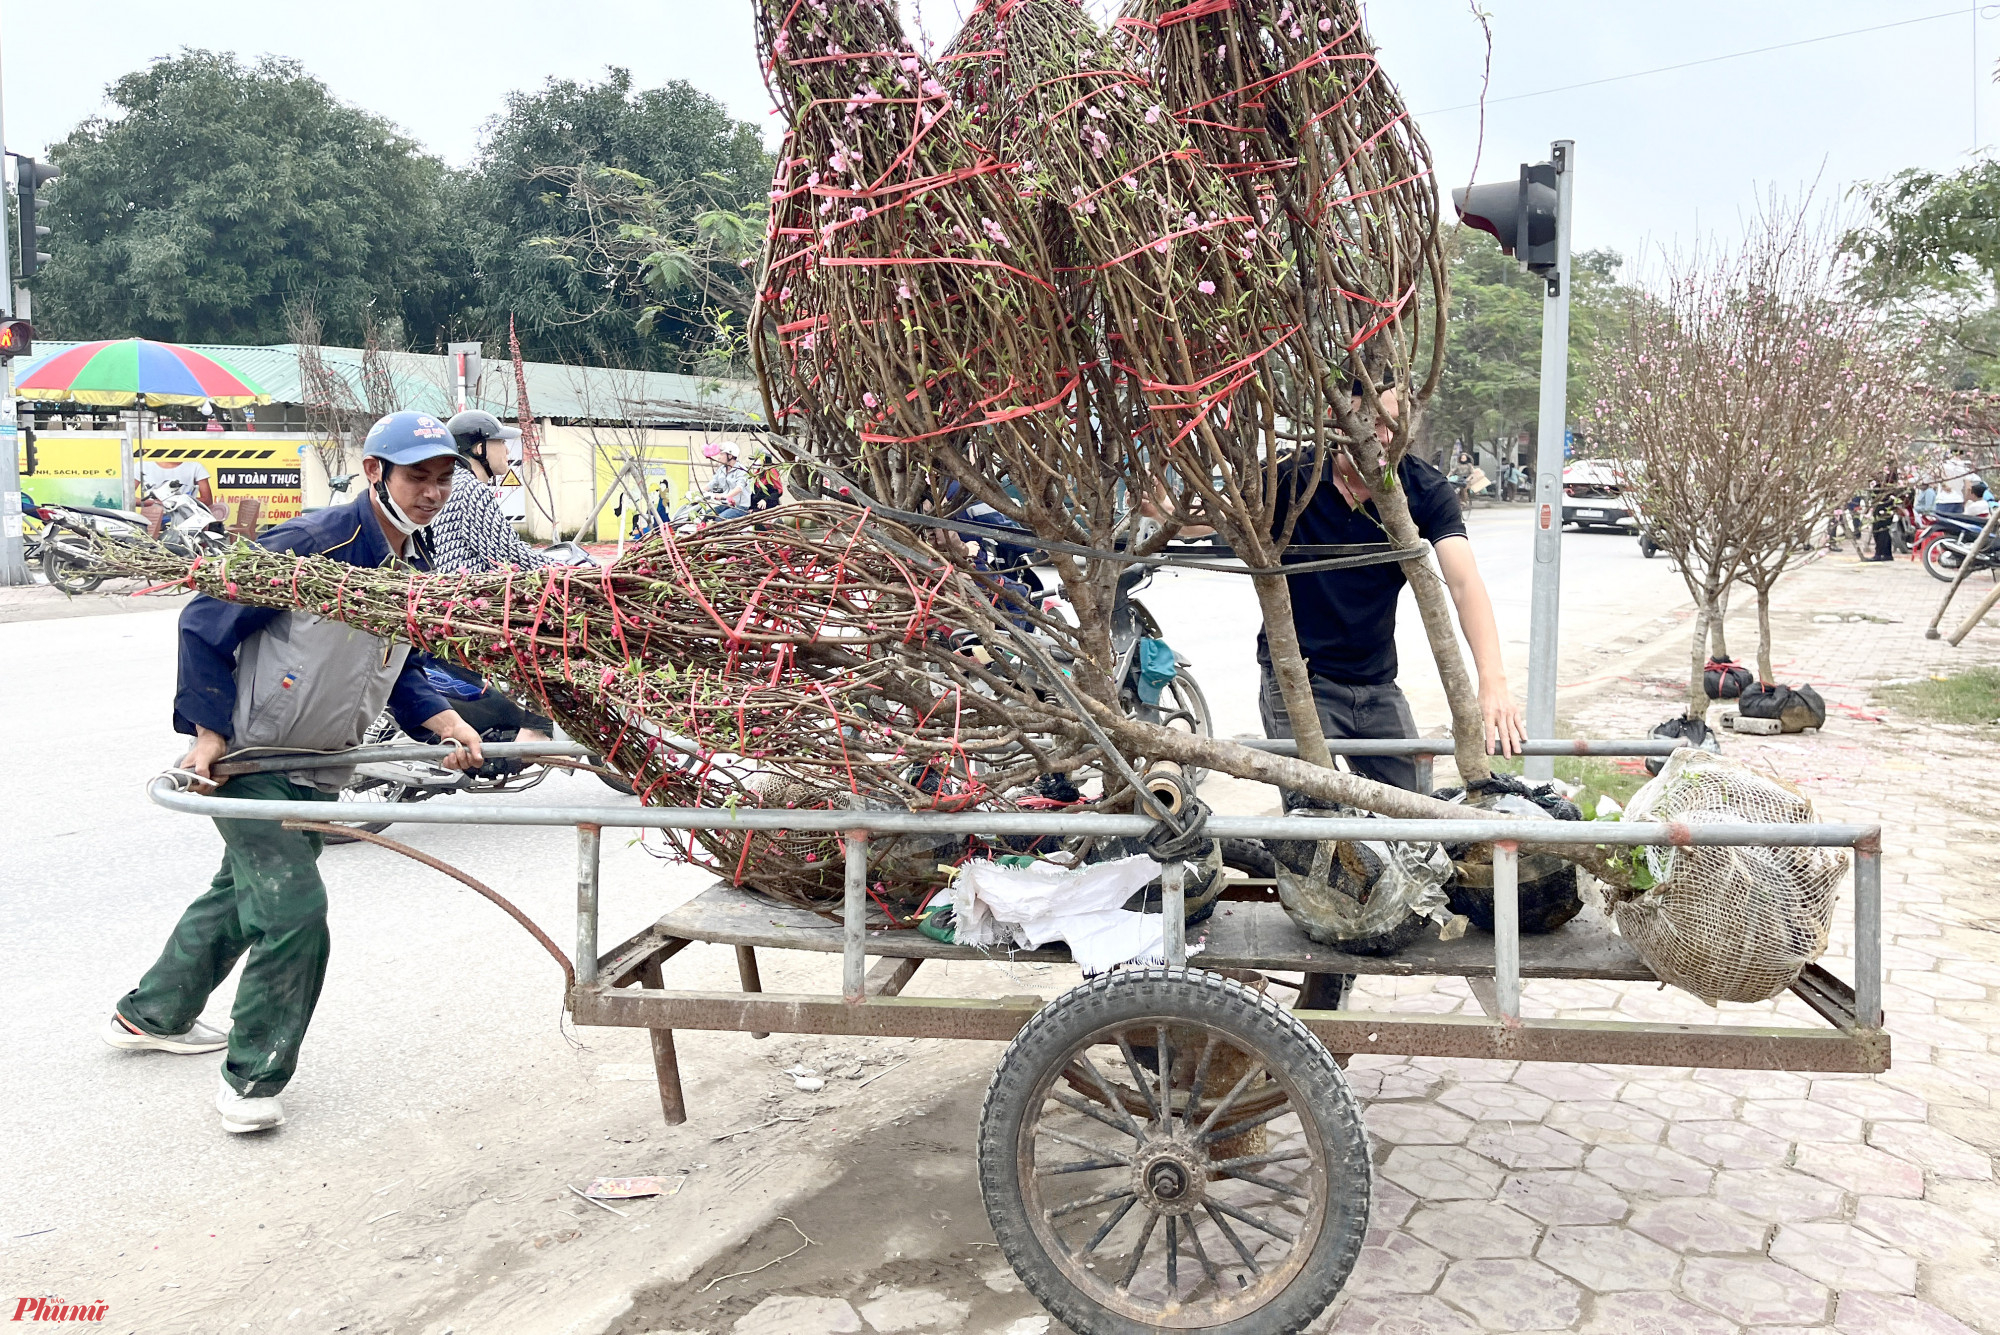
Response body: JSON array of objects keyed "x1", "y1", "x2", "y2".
[
  {"x1": 0, "y1": 41, "x2": 27, "y2": 589},
  {"x1": 1523, "y1": 140, "x2": 1575, "y2": 781}
]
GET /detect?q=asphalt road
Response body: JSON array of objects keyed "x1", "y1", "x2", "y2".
[
  {"x1": 0, "y1": 506, "x2": 1695, "y2": 1332},
  {"x1": 1140, "y1": 504, "x2": 1692, "y2": 738}
]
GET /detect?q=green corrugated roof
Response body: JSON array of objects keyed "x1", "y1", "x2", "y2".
[{"x1": 16, "y1": 341, "x2": 767, "y2": 426}]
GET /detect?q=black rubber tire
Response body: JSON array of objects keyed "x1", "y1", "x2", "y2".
[
  {"x1": 42, "y1": 535, "x2": 104, "y2": 594},
  {"x1": 1921, "y1": 540, "x2": 1965, "y2": 583},
  {"x1": 978, "y1": 968, "x2": 1370, "y2": 1335}
]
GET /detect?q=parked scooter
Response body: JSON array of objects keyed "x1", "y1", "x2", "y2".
[
  {"x1": 1917, "y1": 511, "x2": 2000, "y2": 582},
  {"x1": 38, "y1": 486, "x2": 231, "y2": 594}
]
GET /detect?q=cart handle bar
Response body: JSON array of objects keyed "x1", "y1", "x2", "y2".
[{"x1": 147, "y1": 775, "x2": 1877, "y2": 850}]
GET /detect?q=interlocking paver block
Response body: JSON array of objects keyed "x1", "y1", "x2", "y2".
[
  {"x1": 1680, "y1": 1256, "x2": 1831, "y2": 1325},
  {"x1": 1322, "y1": 1292, "x2": 1482, "y2": 1334},
  {"x1": 1741, "y1": 1097, "x2": 1866, "y2": 1143},
  {"x1": 1691, "y1": 1067, "x2": 1809, "y2": 1100},
  {"x1": 1582, "y1": 1143, "x2": 1713, "y2": 1197},
  {"x1": 1664, "y1": 1118, "x2": 1792, "y2": 1169},
  {"x1": 1854, "y1": 1195, "x2": 1998, "y2": 1264},
  {"x1": 1465, "y1": 1123, "x2": 1585, "y2": 1171},
  {"x1": 1808, "y1": 1078, "x2": 1928, "y2": 1122},
  {"x1": 1573, "y1": 1291, "x2": 1737, "y2": 1335},
  {"x1": 1409, "y1": 1058, "x2": 1519, "y2": 1083},
  {"x1": 1345, "y1": 1229, "x2": 1448, "y2": 1295},
  {"x1": 1536, "y1": 1223, "x2": 1677, "y2": 1291},
  {"x1": 1364, "y1": 1102, "x2": 1475, "y2": 1146},
  {"x1": 1380, "y1": 1146, "x2": 1506, "y2": 1201},
  {"x1": 1626, "y1": 1197, "x2": 1769, "y2": 1254},
  {"x1": 1510, "y1": 1065, "x2": 1624, "y2": 1103},
  {"x1": 1434, "y1": 1258, "x2": 1582, "y2": 1332},
  {"x1": 1770, "y1": 1221, "x2": 1918, "y2": 1294},
  {"x1": 1436, "y1": 1082, "x2": 1552, "y2": 1123},
  {"x1": 1545, "y1": 1100, "x2": 1667, "y2": 1147},
  {"x1": 1616, "y1": 1078, "x2": 1736, "y2": 1122},
  {"x1": 1832, "y1": 1291, "x2": 1979, "y2": 1335},
  {"x1": 1794, "y1": 1141, "x2": 1925, "y2": 1198},
  {"x1": 1867, "y1": 1121, "x2": 1994, "y2": 1180},
  {"x1": 1710, "y1": 1168, "x2": 1847, "y2": 1222},
  {"x1": 1497, "y1": 1171, "x2": 1628, "y2": 1226},
  {"x1": 1405, "y1": 1200, "x2": 1543, "y2": 1260}
]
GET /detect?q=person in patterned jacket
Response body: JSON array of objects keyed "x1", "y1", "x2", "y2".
[{"x1": 428, "y1": 409, "x2": 556, "y2": 742}]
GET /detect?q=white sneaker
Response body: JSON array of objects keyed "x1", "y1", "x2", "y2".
[
  {"x1": 215, "y1": 1078, "x2": 285, "y2": 1134},
  {"x1": 103, "y1": 1012, "x2": 229, "y2": 1054}
]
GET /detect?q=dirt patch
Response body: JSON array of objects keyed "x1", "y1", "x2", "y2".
[{"x1": 616, "y1": 1076, "x2": 1066, "y2": 1335}]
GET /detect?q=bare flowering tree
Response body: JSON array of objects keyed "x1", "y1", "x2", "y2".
[
  {"x1": 1592, "y1": 201, "x2": 1916, "y2": 714},
  {"x1": 749, "y1": 0, "x2": 1499, "y2": 813}
]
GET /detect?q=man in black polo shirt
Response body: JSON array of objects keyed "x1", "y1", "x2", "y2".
[{"x1": 1259, "y1": 382, "x2": 1524, "y2": 794}]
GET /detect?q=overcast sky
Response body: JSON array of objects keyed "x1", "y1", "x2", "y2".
[{"x1": 4, "y1": 1, "x2": 1992, "y2": 271}]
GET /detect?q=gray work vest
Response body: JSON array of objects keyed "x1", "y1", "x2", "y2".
[{"x1": 229, "y1": 611, "x2": 412, "y2": 791}]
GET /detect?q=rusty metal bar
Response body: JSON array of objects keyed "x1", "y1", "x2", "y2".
[
  {"x1": 1492, "y1": 841, "x2": 1521, "y2": 1024},
  {"x1": 576, "y1": 824, "x2": 601, "y2": 987},
  {"x1": 843, "y1": 832, "x2": 870, "y2": 1004},
  {"x1": 569, "y1": 985, "x2": 1886, "y2": 1072},
  {"x1": 1854, "y1": 847, "x2": 1883, "y2": 1029},
  {"x1": 1161, "y1": 859, "x2": 1187, "y2": 967},
  {"x1": 635, "y1": 957, "x2": 687, "y2": 1125},
  {"x1": 735, "y1": 946, "x2": 770, "y2": 1039}
]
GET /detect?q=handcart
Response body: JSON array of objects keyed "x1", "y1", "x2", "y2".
[{"x1": 154, "y1": 737, "x2": 1889, "y2": 1335}]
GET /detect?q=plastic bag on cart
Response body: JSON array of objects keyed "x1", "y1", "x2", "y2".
[
  {"x1": 1267, "y1": 805, "x2": 1462, "y2": 957},
  {"x1": 1611, "y1": 748, "x2": 1847, "y2": 1005},
  {"x1": 938, "y1": 854, "x2": 1188, "y2": 974}
]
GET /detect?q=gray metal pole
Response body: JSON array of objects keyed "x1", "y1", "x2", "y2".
[
  {"x1": 1491, "y1": 841, "x2": 1522, "y2": 1022},
  {"x1": 574, "y1": 825, "x2": 602, "y2": 986},
  {"x1": 1524, "y1": 140, "x2": 1575, "y2": 782},
  {"x1": 0, "y1": 45, "x2": 27, "y2": 589},
  {"x1": 842, "y1": 832, "x2": 871, "y2": 1003}
]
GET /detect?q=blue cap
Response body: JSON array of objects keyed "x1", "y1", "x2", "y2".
[{"x1": 363, "y1": 411, "x2": 459, "y2": 465}]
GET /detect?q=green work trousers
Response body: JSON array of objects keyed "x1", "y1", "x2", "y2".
[{"x1": 117, "y1": 771, "x2": 337, "y2": 1098}]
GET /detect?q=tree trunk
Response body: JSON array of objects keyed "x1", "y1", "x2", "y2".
[
  {"x1": 1686, "y1": 592, "x2": 1715, "y2": 720},
  {"x1": 1708, "y1": 585, "x2": 1730, "y2": 661},
  {"x1": 1367, "y1": 481, "x2": 1491, "y2": 785},
  {"x1": 1755, "y1": 582, "x2": 1775, "y2": 686},
  {"x1": 1250, "y1": 573, "x2": 1334, "y2": 768}
]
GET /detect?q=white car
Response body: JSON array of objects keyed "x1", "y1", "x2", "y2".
[{"x1": 1561, "y1": 461, "x2": 1637, "y2": 530}]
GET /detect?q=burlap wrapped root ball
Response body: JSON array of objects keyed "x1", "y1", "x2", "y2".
[{"x1": 1612, "y1": 749, "x2": 1846, "y2": 1005}]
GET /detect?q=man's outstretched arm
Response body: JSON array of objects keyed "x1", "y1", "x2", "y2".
[{"x1": 1432, "y1": 535, "x2": 1526, "y2": 757}]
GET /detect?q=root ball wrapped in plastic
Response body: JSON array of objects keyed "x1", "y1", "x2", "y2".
[
  {"x1": 1436, "y1": 776, "x2": 1585, "y2": 936},
  {"x1": 1256, "y1": 805, "x2": 1459, "y2": 956},
  {"x1": 1610, "y1": 749, "x2": 1846, "y2": 1005}
]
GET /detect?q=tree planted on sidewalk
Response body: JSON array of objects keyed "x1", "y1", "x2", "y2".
[{"x1": 1592, "y1": 201, "x2": 1915, "y2": 713}]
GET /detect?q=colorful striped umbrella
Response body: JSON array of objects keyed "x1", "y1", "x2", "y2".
[{"x1": 17, "y1": 338, "x2": 272, "y2": 407}]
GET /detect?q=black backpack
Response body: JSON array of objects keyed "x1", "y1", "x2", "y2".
[
  {"x1": 1704, "y1": 658, "x2": 1753, "y2": 699},
  {"x1": 1738, "y1": 682, "x2": 1827, "y2": 733}
]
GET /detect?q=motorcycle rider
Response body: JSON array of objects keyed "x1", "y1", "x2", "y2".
[{"x1": 102, "y1": 411, "x2": 485, "y2": 1134}]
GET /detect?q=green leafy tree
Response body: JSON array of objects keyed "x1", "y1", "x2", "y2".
[
  {"x1": 35, "y1": 50, "x2": 460, "y2": 347},
  {"x1": 457, "y1": 69, "x2": 773, "y2": 371},
  {"x1": 1843, "y1": 159, "x2": 2000, "y2": 389},
  {"x1": 1425, "y1": 237, "x2": 1625, "y2": 460}
]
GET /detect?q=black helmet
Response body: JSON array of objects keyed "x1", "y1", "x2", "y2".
[{"x1": 445, "y1": 410, "x2": 520, "y2": 476}]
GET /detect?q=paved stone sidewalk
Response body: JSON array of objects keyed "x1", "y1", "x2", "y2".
[{"x1": 1308, "y1": 555, "x2": 2000, "y2": 1334}]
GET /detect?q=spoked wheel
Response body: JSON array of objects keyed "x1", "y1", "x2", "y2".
[
  {"x1": 320, "y1": 777, "x2": 414, "y2": 844},
  {"x1": 979, "y1": 968, "x2": 1369, "y2": 1335},
  {"x1": 42, "y1": 528, "x2": 106, "y2": 594}
]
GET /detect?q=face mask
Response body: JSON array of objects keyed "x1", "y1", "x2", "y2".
[{"x1": 373, "y1": 473, "x2": 429, "y2": 537}]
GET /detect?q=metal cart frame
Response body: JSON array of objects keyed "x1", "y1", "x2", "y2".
[{"x1": 151, "y1": 736, "x2": 1889, "y2": 1133}]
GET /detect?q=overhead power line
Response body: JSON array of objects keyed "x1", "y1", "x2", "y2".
[{"x1": 1420, "y1": 6, "x2": 1979, "y2": 117}]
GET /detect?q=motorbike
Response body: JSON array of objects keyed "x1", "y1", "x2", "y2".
[
  {"x1": 39, "y1": 487, "x2": 231, "y2": 594},
  {"x1": 1917, "y1": 511, "x2": 2000, "y2": 583}
]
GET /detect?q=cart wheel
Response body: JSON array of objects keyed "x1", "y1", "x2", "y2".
[{"x1": 978, "y1": 968, "x2": 1368, "y2": 1334}]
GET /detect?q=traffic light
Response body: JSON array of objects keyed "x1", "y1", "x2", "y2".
[
  {"x1": 13, "y1": 156, "x2": 58, "y2": 278},
  {"x1": 0, "y1": 318, "x2": 33, "y2": 358},
  {"x1": 1453, "y1": 155, "x2": 1564, "y2": 277}
]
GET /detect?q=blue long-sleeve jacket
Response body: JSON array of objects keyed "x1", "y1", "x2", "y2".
[{"x1": 174, "y1": 496, "x2": 449, "y2": 739}]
